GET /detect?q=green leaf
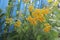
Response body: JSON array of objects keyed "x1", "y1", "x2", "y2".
[{"x1": 37, "y1": 35, "x2": 41, "y2": 40}]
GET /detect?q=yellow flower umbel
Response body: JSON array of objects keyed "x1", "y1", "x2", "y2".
[
  {"x1": 5, "y1": 18, "x2": 13, "y2": 24},
  {"x1": 44, "y1": 8, "x2": 49, "y2": 14},
  {"x1": 26, "y1": 16, "x2": 33, "y2": 22},
  {"x1": 43, "y1": 23, "x2": 51, "y2": 32},
  {"x1": 14, "y1": 20, "x2": 21, "y2": 27},
  {"x1": 37, "y1": 16, "x2": 45, "y2": 22},
  {"x1": 29, "y1": 5, "x2": 34, "y2": 12},
  {"x1": 41, "y1": 8, "x2": 49, "y2": 15},
  {"x1": 31, "y1": 20, "x2": 37, "y2": 25},
  {"x1": 26, "y1": 16, "x2": 37, "y2": 25},
  {"x1": 32, "y1": 9, "x2": 41, "y2": 17},
  {"x1": 34, "y1": 9, "x2": 41, "y2": 14},
  {"x1": 32, "y1": 9, "x2": 45, "y2": 22}
]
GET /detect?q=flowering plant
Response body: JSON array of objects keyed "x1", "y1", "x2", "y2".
[{"x1": 0, "y1": 0, "x2": 60, "y2": 40}]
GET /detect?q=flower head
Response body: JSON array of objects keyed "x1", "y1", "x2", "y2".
[
  {"x1": 43, "y1": 23, "x2": 51, "y2": 32},
  {"x1": 29, "y1": 5, "x2": 34, "y2": 12},
  {"x1": 32, "y1": 8, "x2": 45, "y2": 22},
  {"x1": 26, "y1": 16, "x2": 33, "y2": 21},
  {"x1": 32, "y1": 9, "x2": 41, "y2": 17},
  {"x1": 41, "y1": 8, "x2": 49, "y2": 15},
  {"x1": 14, "y1": 20, "x2": 21, "y2": 27},
  {"x1": 26, "y1": 16, "x2": 37, "y2": 25},
  {"x1": 34, "y1": 9, "x2": 41, "y2": 14},
  {"x1": 38, "y1": 17, "x2": 45, "y2": 22}
]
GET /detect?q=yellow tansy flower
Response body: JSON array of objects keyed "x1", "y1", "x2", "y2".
[
  {"x1": 26, "y1": 16, "x2": 37, "y2": 25},
  {"x1": 38, "y1": 17, "x2": 45, "y2": 22},
  {"x1": 32, "y1": 9, "x2": 45, "y2": 23},
  {"x1": 26, "y1": 16, "x2": 33, "y2": 21},
  {"x1": 43, "y1": 23, "x2": 51, "y2": 32},
  {"x1": 41, "y1": 8, "x2": 49, "y2": 15},
  {"x1": 32, "y1": 12, "x2": 37, "y2": 17},
  {"x1": 34, "y1": 9, "x2": 41, "y2": 14},
  {"x1": 41, "y1": 9, "x2": 45, "y2": 14},
  {"x1": 43, "y1": 26, "x2": 51, "y2": 32},
  {"x1": 14, "y1": 20, "x2": 21, "y2": 27},
  {"x1": 32, "y1": 9, "x2": 41, "y2": 17},
  {"x1": 45, "y1": 8, "x2": 49, "y2": 14},
  {"x1": 29, "y1": 5, "x2": 34, "y2": 12},
  {"x1": 31, "y1": 20, "x2": 37, "y2": 25}
]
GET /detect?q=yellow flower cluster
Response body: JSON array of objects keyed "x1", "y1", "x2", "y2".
[
  {"x1": 43, "y1": 23, "x2": 51, "y2": 32},
  {"x1": 14, "y1": 20, "x2": 21, "y2": 27},
  {"x1": 41, "y1": 8, "x2": 49, "y2": 15},
  {"x1": 32, "y1": 9, "x2": 47, "y2": 22},
  {"x1": 5, "y1": 18, "x2": 13, "y2": 24},
  {"x1": 29, "y1": 5, "x2": 34, "y2": 12},
  {"x1": 26, "y1": 16, "x2": 37, "y2": 25},
  {"x1": 27, "y1": 8, "x2": 50, "y2": 25},
  {"x1": 28, "y1": 5, "x2": 49, "y2": 14},
  {"x1": 32, "y1": 9, "x2": 41, "y2": 17}
]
